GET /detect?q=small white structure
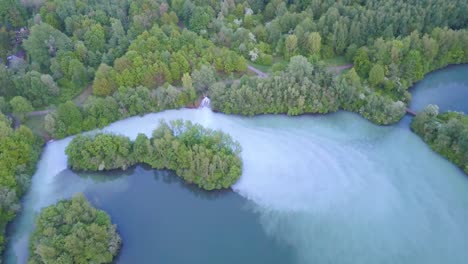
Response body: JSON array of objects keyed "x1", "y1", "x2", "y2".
[{"x1": 200, "y1": 96, "x2": 211, "y2": 108}]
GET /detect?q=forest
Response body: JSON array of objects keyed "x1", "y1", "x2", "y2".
[
  {"x1": 411, "y1": 105, "x2": 468, "y2": 174},
  {"x1": 66, "y1": 120, "x2": 243, "y2": 190},
  {"x1": 0, "y1": 0, "x2": 466, "y2": 133},
  {"x1": 28, "y1": 195, "x2": 121, "y2": 264},
  {"x1": 0, "y1": 0, "x2": 467, "y2": 260}
]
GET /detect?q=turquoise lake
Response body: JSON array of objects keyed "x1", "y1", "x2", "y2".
[{"x1": 5, "y1": 65, "x2": 468, "y2": 264}]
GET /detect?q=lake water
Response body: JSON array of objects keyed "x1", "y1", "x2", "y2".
[{"x1": 5, "y1": 65, "x2": 468, "y2": 264}]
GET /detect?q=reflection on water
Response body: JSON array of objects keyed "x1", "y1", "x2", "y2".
[{"x1": 81, "y1": 167, "x2": 293, "y2": 264}]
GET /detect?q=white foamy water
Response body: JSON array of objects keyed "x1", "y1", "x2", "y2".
[{"x1": 5, "y1": 108, "x2": 468, "y2": 264}]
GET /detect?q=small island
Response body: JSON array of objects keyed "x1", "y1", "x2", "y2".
[
  {"x1": 65, "y1": 119, "x2": 243, "y2": 190},
  {"x1": 28, "y1": 195, "x2": 121, "y2": 264}
]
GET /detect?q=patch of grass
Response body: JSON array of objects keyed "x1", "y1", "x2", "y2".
[
  {"x1": 250, "y1": 62, "x2": 272, "y2": 73},
  {"x1": 323, "y1": 56, "x2": 351, "y2": 66},
  {"x1": 24, "y1": 115, "x2": 47, "y2": 138},
  {"x1": 250, "y1": 56, "x2": 288, "y2": 73}
]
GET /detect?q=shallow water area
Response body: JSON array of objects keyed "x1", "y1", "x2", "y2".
[{"x1": 4, "y1": 66, "x2": 468, "y2": 264}]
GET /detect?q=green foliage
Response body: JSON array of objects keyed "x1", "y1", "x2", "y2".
[
  {"x1": 189, "y1": 6, "x2": 214, "y2": 33},
  {"x1": 412, "y1": 106, "x2": 468, "y2": 174},
  {"x1": 0, "y1": 112, "x2": 41, "y2": 256},
  {"x1": 45, "y1": 82, "x2": 190, "y2": 139},
  {"x1": 211, "y1": 56, "x2": 341, "y2": 116},
  {"x1": 210, "y1": 55, "x2": 406, "y2": 124},
  {"x1": 45, "y1": 101, "x2": 83, "y2": 139},
  {"x1": 66, "y1": 133, "x2": 134, "y2": 171},
  {"x1": 0, "y1": 64, "x2": 15, "y2": 99},
  {"x1": 13, "y1": 71, "x2": 59, "y2": 108},
  {"x1": 93, "y1": 64, "x2": 117, "y2": 96},
  {"x1": 358, "y1": 28, "x2": 468, "y2": 100},
  {"x1": 28, "y1": 195, "x2": 121, "y2": 264},
  {"x1": 101, "y1": 26, "x2": 246, "y2": 89},
  {"x1": 10, "y1": 96, "x2": 33, "y2": 121},
  {"x1": 0, "y1": 0, "x2": 27, "y2": 28},
  {"x1": 23, "y1": 23, "x2": 73, "y2": 72},
  {"x1": 354, "y1": 48, "x2": 371, "y2": 78},
  {"x1": 148, "y1": 120, "x2": 242, "y2": 190},
  {"x1": 306, "y1": 32, "x2": 321, "y2": 57},
  {"x1": 191, "y1": 65, "x2": 217, "y2": 94},
  {"x1": 66, "y1": 120, "x2": 243, "y2": 190},
  {"x1": 368, "y1": 64, "x2": 385, "y2": 86}
]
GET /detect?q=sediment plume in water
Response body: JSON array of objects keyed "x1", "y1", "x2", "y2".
[{"x1": 6, "y1": 99, "x2": 468, "y2": 263}]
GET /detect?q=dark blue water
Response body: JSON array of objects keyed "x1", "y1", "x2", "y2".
[
  {"x1": 410, "y1": 64, "x2": 468, "y2": 113},
  {"x1": 57, "y1": 167, "x2": 294, "y2": 263}
]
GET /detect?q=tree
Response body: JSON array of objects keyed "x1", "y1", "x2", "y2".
[
  {"x1": 93, "y1": 64, "x2": 117, "y2": 96},
  {"x1": 29, "y1": 195, "x2": 121, "y2": 264},
  {"x1": 284, "y1": 34, "x2": 298, "y2": 59},
  {"x1": 369, "y1": 64, "x2": 385, "y2": 86},
  {"x1": 0, "y1": 65, "x2": 15, "y2": 99},
  {"x1": 353, "y1": 48, "x2": 371, "y2": 78},
  {"x1": 46, "y1": 101, "x2": 83, "y2": 139},
  {"x1": 191, "y1": 65, "x2": 216, "y2": 94},
  {"x1": 66, "y1": 133, "x2": 134, "y2": 171},
  {"x1": 84, "y1": 23, "x2": 106, "y2": 53},
  {"x1": 23, "y1": 23, "x2": 73, "y2": 71},
  {"x1": 0, "y1": 97, "x2": 10, "y2": 113},
  {"x1": 14, "y1": 71, "x2": 57, "y2": 108},
  {"x1": 401, "y1": 50, "x2": 424, "y2": 84},
  {"x1": 189, "y1": 6, "x2": 214, "y2": 33},
  {"x1": 306, "y1": 32, "x2": 321, "y2": 56},
  {"x1": 332, "y1": 20, "x2": 348, "y2": 54},
  {"x1": 82, "y1": 96, "x2": 119, "y2": 129},
  {"x1": 9, "y1": 96, "x2": 33, "y2": 121},
  {"x1": 182, "y1": 73, "x2": 193, "y2": 90}
]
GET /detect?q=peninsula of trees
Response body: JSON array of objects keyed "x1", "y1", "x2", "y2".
[
  {"x1": 66, "y1": 120, "x2": 243, "y2": 190},
  {"x1": 411, "y1": 105, "x2": 468, "y2": 174},
  {"x1": 28, "y1": 195, "x2": 121, "y2": 264}
]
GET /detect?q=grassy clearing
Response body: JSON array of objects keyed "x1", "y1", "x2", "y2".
[
  {"x1": 25, "y1": 115, "x2": 47, "y2": 138},
  {"x1": 323, "y1": 56, "x2": 351, "y2": 66},
  {"x1": 73, "y1": 85, "x2": 93, "y2": 105},
  {"x1": 250, "y1": 56, "x2": 288, "y2": 74}
]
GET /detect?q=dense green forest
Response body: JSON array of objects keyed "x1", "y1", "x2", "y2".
[
  {"x1": 0, "y1": 0, "x2": 468, "y2": 259},
  {"x1": 66, "y1": 120, "x2": 242, "y2": 190},
  {"x1": 0, "y1": 113, "x2": 41, "y2": 256},
  {"x1": 211, "y1": 55, "x2": 406, "y2": 124},
  {"x1": 28, "y1": 195, "x2": 121, "y2": 264},
  {"x1": 411, "y1": 106, "x2": 468, "y2": 174}
]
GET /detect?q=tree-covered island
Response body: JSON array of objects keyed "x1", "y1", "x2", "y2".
[{"x1": 66, "y1": 120, "x2": 242, "y2": 190}]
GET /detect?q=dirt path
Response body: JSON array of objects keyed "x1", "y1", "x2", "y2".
[
  {"x1": 73, "y1": 85, "x2": 93, "y2": 106},
  {"x1": 27, "y1": 109, "x2": 52, "y2": 117},
  {"x1": 328, "y1": 63, "x2": 354, "y2": 73},
  {"x1": 7, "y1": 84, "x2": 94, "y2": 132},
  {"x1": 247, "y1": 65, "x2": 268, "y2": 78}
]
